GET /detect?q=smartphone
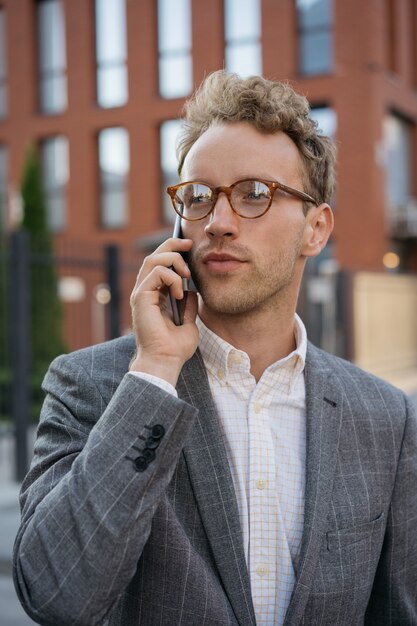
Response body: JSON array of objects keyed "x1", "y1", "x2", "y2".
[{"x1": 169, "y1": 215, "x2": 195, "y2": 325}]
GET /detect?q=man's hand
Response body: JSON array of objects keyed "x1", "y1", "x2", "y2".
[{"x1": 129, "y1": 237, "x2": 199, "y2": 387}]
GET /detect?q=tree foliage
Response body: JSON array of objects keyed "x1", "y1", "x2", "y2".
[{"x1": 20, "y1": 146, "x2": 66, "y2": 419}]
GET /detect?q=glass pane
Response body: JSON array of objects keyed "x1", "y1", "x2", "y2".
[
  {"x1": 95, "y1": 0, "x2": 127, "y2": 63},
  {"x1": 101, "y1": 188, "x2": 127, "y2": 228},
  {"x1": 160, "y1": 120, "x2": 182, "y2": 221},
  {"x1": 0, "y1": 145, "x2": 7, "y2": 186},
  {"x1": 384, "y1": 115, "x2": 412, "y2": 207},
  {"x1": 99, "y1": 127, "x2": 129, "y2": 176},
  {"x1": 38, "y1": 1, "x2": 67, "y2": 113},
  {"x1": 97, "y1": 65, "x2": 128, "y2": 108},
  {"x1": 41, "y1": 137, "x2": 69, "y2": 231},
  {"x1": 225, "y1": 42, "x2": 262, "y2": 77},
  {"x1": 99, "y1": 128, "x2": 129, "y2": 228},
  {"x1": 42, "y1": 137, "x2": 69, "y2": 186},
  {"x1": 40, "y1": 74, "x2": 67, "y2": 113},
  {"x1": 299, "y1": 31, "x2": 332, "y2": 75},
  {"x1": 158, "y1": 0, "x2": 191, "y2": 53},
  {"x1": 38, "y1": 0, "x2": 67, "y2": 72},
  {"x1": 159, "y1": 54, "x2": 192, "y2": 99},
  {"x1": 45, "y1": 192, "x2": 66, "y2": 232},
  {"x1": 0, "y1": 84, "x2": 6, "y2": 119},
  {"x1": 297, "y1": 0, "x2": 331, "y2": 29},
  {"x1": 225, "y1": 0, "x2": 261, "y2": 41},
  {"x1": 310, "y1": 106, "x2": 337, "y2": 137}
]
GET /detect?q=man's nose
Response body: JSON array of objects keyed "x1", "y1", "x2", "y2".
[{"x1": 204, "y1": 192, "x2": 239, "y2": 239}]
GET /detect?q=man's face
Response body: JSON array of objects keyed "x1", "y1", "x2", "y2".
[{"x1": 181, "y1": 121, "x2": 323, "y2": 319}]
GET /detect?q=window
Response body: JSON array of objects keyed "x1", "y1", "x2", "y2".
[
  {"x1": 98, "y1": 127, "x2": 129, "y2": 229},
  {"x1": 310, "y1": 106, "x2": 337, "y2": 206},
  {"x1": 40, "y1": 136, "x2": 69, "y2": 232},
  {"x1": 95, "y1": 0, "x2": 128, "y2": 108},
  {"x1": 384, "y1": 114, "x2": 412, "y2": 208},
  {"x1": 310, "y1": 106, "x2": 337, "y2": 138},
  {"x1": 37, "y1": 0, "x2": 67, "y2": 114},
  {"x1": 160, "y1": 120, "x2": 182, "y2": 222},
  {"x1": 0, "y1": 8, "x2": 7, "y2": 119},
  {"x1": 0, "y1": 144, "x2": 7, "y2": 230},
  {"x1": 158, "y1": 0, "x2": 192, "y2": 99},
  {"x1": 297, "y1": 0, "x2": 333, "y2": 75},
  {"x1": 224, "y1": 0, "x2": 262, "y2": 76}
]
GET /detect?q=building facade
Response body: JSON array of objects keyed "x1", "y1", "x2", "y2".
[{"x1": 0, "y1": 0, "x2": 416, "y2": 278}]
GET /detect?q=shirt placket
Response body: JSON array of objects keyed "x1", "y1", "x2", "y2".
[{"x1": 247, "y1": 385, "x2": 277, "y2": 625}]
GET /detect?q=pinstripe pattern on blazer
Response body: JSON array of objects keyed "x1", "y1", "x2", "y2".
[{"x1": 13, "y1": 334, "x2": 417, "y2": 625}]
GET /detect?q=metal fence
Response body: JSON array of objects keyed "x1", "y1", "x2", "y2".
[{"x1": 0, "y1": 231, "x2": 140, "y2": 481}]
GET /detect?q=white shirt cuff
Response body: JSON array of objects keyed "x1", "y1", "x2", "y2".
[{"x1": 128, "y1": 371, "x2": 178, "y2": 397}]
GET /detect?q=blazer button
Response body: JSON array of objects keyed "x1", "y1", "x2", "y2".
[
  {"x1": 134, "y1": 456, "x2": 148, "y2": 472},
  {"x1": 142, "y1": 448, "x2": 156, "y2": 463},
  {"x1": 151, "y1": 425, "x2": 165, "y2": 439},
  {"x1": 145, "y1": 437, "x2": 160, "y2": 450}
]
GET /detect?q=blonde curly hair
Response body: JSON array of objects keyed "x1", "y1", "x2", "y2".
[{"x1": 177, "y1": 70, "x2": 336, "y2": 205}]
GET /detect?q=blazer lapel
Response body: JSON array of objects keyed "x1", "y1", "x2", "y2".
[
  {"x1": 177, "y1": 350, "x2": 256, "y2": 626},
  {"x1": 284, "y1": 343, "x2": 344, "y2": 625}
]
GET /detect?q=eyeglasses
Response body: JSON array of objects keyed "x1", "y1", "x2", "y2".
[{"x1": 166, "y1": 178, "x2": 319, "y2": 221}]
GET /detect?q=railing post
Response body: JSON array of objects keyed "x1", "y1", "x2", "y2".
[
  {"x1": 10, "y1": 231, "x2": 30, "y2": 482},
  {"x1": 106, "y1": 244, "x2": 120, "y2": 339}
]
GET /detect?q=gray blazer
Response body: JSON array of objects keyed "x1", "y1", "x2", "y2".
[{"x1": 13, "y1": 335, "x2": 417, "y2": 625}]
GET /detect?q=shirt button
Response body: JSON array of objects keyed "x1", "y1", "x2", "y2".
[
  {"x1": 217, "y1": 369, "x2": 225, "y2": 380},
  {"x1": 256, "y1": 564, "x2": 269, "y2": 577},
  {"x1": 253, "y1": 402, "x2": 262, "y2": 414},
  {"x1": 256, "y1": 478, "x2": 267, "y2": 490}
]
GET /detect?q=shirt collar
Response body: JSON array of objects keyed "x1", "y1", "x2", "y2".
[{"x1": 196, "y1": 314, "x2": 307, "y2": 387}]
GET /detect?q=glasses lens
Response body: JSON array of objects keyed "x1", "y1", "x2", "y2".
[
  {"x1": 231, "y1": 180, "x2": 271, "y2": 217},
  {"x1": 175, "y1": 183, "x2": 213, "y2": 220}
]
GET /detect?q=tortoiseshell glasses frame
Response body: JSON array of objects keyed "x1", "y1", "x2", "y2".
[{"x1": 166, "y1": 178, "x2": 319, "y2": 221}]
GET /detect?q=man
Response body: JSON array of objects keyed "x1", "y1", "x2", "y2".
[{"x1": 14, "y1": 71, "x2": 417, "y2": 625}]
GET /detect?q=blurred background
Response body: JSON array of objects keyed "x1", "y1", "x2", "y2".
[{"x1": 0, "y1": 0, "x2": 417, "y2": 622}]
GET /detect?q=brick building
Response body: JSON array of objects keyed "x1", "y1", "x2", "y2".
[{"x1": 0, "y1": 0, "x2": 416, "y2": 347}]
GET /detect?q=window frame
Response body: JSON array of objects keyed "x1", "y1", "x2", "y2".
[
  {"x1": 296, "y1": 0, "x2": 333, "y2": 77},
  {"x1": 94, "y1": 0, "x2": 129, "y2": 109},
  {"x1": 157, "y1": 0, "x2": 193, "y2": 100},
  {"x1": 36, "y1": 0, "x2": 68, "y2": 115},
  {"x1": 40, "y1": 135, "x2": 69, "y2": 233},
  {"x1": 224, "y1": 0, "x2": 262, "y2": 77},
  {"x1": 98, "y1": 126, "x2": 130, "y2": 230}
]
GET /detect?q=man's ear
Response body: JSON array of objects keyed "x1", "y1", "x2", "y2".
[{"x1": 302, "y1": 203, "x2": 334, "y2": 258}]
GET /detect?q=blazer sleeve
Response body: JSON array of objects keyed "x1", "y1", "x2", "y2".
[
  {"x1": 13, "y1": 353, "x2": 198, "y2": 626},
  {"x1": 365, "y1": 394, "x2": 417, "y2": 624}
]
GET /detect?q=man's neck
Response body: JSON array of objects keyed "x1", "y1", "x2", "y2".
[{"x1": 198, "y1": 304, "x2": 298, "y2": 383}]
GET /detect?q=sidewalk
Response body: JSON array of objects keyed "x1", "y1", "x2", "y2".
[
  {"x1": 0, "y1": 481, "x2": 21, "y2": 574},
  {"x1": 0, "y1": 481, "x2": 37, "y2": 625},
  {"x1": 0, "y1": 425, "x2": 37, "y2": 625}
]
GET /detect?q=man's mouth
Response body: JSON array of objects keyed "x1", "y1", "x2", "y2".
[{"x1": 202, "y1": 252, "x2": 245, "y2": 273}]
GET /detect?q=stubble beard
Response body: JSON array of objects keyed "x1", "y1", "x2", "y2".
[{"x1": 187, "y1": 238, "x2": 304, "y2": 317}]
